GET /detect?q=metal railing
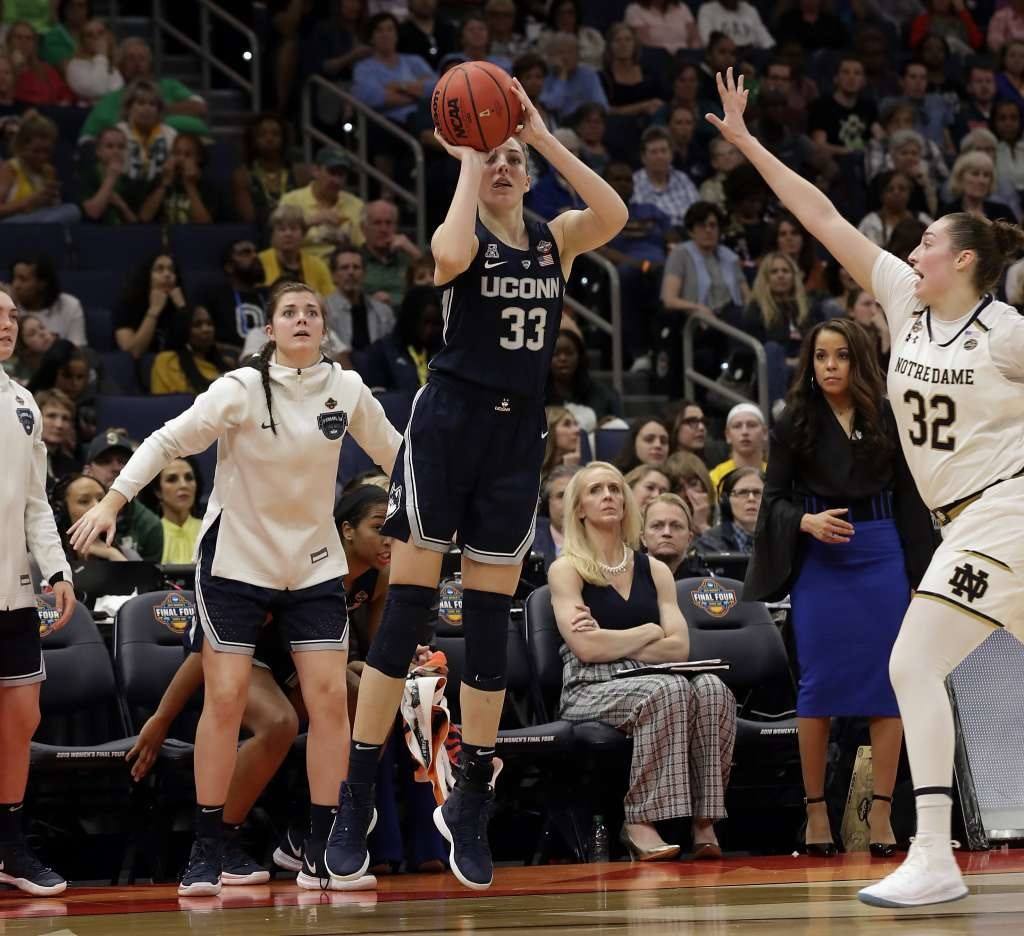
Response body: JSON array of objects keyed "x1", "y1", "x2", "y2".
[
  {"x1": 152, "y1": 0, "x2": 261, "y2": 112},
  {"x1": 302, "y1": 76, "x2": 427, "y2": 248},
  {"x1": 682, "y1": 314, "x2": 770, "y2": 418}
]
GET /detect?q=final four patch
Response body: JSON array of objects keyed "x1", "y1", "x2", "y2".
[
  {"x1": 318, "y1": 409, "x2": 348, "y2": 440},
  {"x1": 690, "y1": 579, "x2": 738, "y2": 618},
  {"x1": 36, "y1": 597, "x2": 60, "y2": 637},
  {"x1": 153, "y1": 592, "x2": 197, "y2": 635},
  {"x1": 16, "y1": 407, "x2": 33, "y2": 435}
]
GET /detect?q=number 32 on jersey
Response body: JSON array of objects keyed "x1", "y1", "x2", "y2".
[
  {"x1": 904, "y1": 390, "x2": 956, "y2": 451},
  {"x1": 499, "y1": 306, "x2": 547, "y2": 351}
]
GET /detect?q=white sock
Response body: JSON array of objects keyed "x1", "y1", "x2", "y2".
[{"x1": 915, "y1": 793, "x2": 953, "y2": 839}]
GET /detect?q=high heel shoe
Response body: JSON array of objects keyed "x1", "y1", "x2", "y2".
[
  {"x1": 868, "y1": 794, "x2": 898, "y2": 858},
  {"x1": 802, "y1": 797, "x2": 838, "y2": 858},
  {"x1": 619, "y1": 825, "x2": 680, "y2": 862}
]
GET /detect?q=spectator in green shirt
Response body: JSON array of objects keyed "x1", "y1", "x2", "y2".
[
  {"x1": 79, "y1": 36, "x2": 209, "y2": 142},
  {"x1": 39, "y1": 0, "x2": 90, "y2": 68},
  {"x1": 2, "y1": 0, "x2": 55, "y2": 33},
  {"x1": 359, "y1": 199, "x2": 422, "y2": 308}
]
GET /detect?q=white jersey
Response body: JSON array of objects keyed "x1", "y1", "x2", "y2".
[
  {"x1": 112, "y1": 357, "x2": 402, "y2": 591},
  {"x1": 873, "y1": 251, "x2": 1024, "y2": 510}
]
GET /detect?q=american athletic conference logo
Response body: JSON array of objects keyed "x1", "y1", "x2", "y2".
[
  {"x1": 690, "y1": 579, "x2": 738, "y2": 618},
  {"x1": 153, "y1": 592, "x2": 196, "y2": 635},
  {"x1": 36, "y1": 596, "x2": 60, "y2": 637}
]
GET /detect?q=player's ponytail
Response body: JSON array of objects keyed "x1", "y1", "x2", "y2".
[{"x1": 944, "y1": 212, "x2": 1024, "y2": 293}]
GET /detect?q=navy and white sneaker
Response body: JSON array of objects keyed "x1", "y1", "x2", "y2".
[
  {"x1": 433, "y1": 783, "x2": 495, "y2": 890},
  {"x1": 177, "y1": 837, "x2": 223, "y2": 897},
  {"x1": 296, "y1": 837, "x2": 377, "y2": 891},
  {"x1": 271, "y1": 824, "x2": 304, "y2": 873},
  {"x1": 0, "y1": 842, "x2": 67, "y2": 896},
  {"x1": 324, "y1": 782, "x2": 377, "y2": 882},
  {"x1": 221, "y1": 834, "x2": 270, "y2": 885}
]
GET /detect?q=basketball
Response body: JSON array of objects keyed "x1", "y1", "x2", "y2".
[{"x1": 432, "y1": 61, "x2": 523, "y2": 152}]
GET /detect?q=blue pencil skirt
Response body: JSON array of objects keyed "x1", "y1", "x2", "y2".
[{"x1": 790, "y1": 519, "x2": 909, "y2": 717}]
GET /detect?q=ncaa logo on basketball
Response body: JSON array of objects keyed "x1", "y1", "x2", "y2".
[
  {"x1": 318, "y1": 409, "x2": 348, "y2": 440},
  {"x1": 153, "y1": 593, "x2": 196, "y2": 635},
  {"x1": 439, "y1": 577, "x2": 463, "y2": 628},
  {"x1": 690, "y1": 579, "x2": 738, "y2": 618},
  {"x1": 386, "y1": 484, "x2": 402, "y2": 520},
  {"x1": 36, "y1": 597, "x2": 60, "y2": 638}
]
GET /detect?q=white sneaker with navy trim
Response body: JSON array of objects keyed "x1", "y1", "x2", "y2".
[{"x1": 858, "y1": 834, "x2": 968, "y2": 908}]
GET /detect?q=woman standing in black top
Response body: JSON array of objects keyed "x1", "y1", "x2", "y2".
[
  {"x1": 549, "y1": 462, "x2": 736, "y2": 860},
  {"x1": 745, "y1": 319, "x2": 936, "y2": 858}
]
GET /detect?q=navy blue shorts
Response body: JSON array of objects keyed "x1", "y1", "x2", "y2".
[
  {"x1": 185, "y1": 615, "x2": 299, "y2": 687},
  {"x1": 194, "y1": 519, "x2": 349, "y2": 657},
  {"x1": 382, "y1": 375, "x2": 545, "y2": 565},
  {"x1": 0, "y1": 607, "x2": 44, "y2": 686}
]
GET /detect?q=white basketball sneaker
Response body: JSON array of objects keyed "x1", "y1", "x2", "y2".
[{"x1": 858, "y1": 833, "x2": 969, "y2": 908}]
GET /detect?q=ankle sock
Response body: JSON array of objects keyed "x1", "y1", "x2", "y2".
[
  {"x1": 0, "y1": 802, "x2": 23, "y2": 845},
  {"x1": 460, "y1": 741, "x2": 496, "y2": 789},
  {"x1": 347, "y1": 739, "x2": 382, "y2": 786},
  {"x1": 310, "y1": 803, "x2": 335, "y2": 842},
  {"x1": 915, "y1": 787, "x2": 953, "y2": 839},
  {"x1": 195, "y1": 804, "x2": 225, "y2": 839}
]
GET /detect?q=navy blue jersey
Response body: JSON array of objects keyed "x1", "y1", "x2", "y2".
[{"x1": 429, "y1": 217, "x2": 565, "y2": 398}]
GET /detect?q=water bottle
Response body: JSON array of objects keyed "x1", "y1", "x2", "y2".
[{"x1": 589, "y1": 814, "x2": 610, "y2": 863}]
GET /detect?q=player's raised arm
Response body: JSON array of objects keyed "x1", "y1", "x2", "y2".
[
  {"x1": 707, "y1": 68, "x2": 881, "y2": 292},
  {"x1": 431, "y1": 132, "x2": 486, "y2": 284}
]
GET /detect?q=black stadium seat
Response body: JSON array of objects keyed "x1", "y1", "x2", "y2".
[
  {"x1": 0, "y1": 223, "x2": 69, "y2": 269},
  {"x1": 63, "y1": 270, "x2": 124, "y2": 310},
  {"x1": 168, "y1": 224, "x2": 259, "y2": 272},
  {"x1": 84, "y1": 306, "x2": 115, "y2": 352},
  {"x1": 75, "y1": 225, "x2": 165, "y2": 272}
]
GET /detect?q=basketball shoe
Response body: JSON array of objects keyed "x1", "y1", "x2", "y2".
[
  {"x1": 858, "y1": 834, "x2": 969, "y2": 907},
  {"x1": 0, "y1": 841, "x2": 66, "y2": 896},
  {"x1": 433, "y1": 779, "x2": 495, "y2": 890},
  {"x1": 178, "y1": 837, "x2": 223, "y2": 897},
  {"x1": 324, "y1": 782, "x2": 377, "y2": 882},
  {"x1": 272, "y1": 823, "x2": 305, "y2": 872}
]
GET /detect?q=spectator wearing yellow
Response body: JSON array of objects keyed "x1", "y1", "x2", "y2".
[
  {"x1": 280, "y1": 147, "x2": 364, "y2": 260},
  {"x1": 258, "y1": 204, "x2": 335, "y2": 298},
  {"x1": 116, "y1": 78, "x2": 177, "y2": 183},
  {"x1": 0, "y1": 114, "x2": 81, "y2": 224},
  {"x1": 144, "y1": 457, "x2": 202, "y2": 564},
  {"x1": 708, "y1": 403, "x2": 767, "y2": 490},
  {"x1": 150, "y1": 305, "x2": 233, "y2": 396}
]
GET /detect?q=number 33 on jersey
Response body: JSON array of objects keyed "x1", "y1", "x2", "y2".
[{"x1": 430, "y1": 218, "x2": 565, "y2": 399}]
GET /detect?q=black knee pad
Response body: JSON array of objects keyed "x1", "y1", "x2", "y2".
[
  {"x1": 365, "y1": 584, "x2": 435, "y2": 678},
  {"x1": 462, "y1": 589, "x2": 512, "y2": 692}
]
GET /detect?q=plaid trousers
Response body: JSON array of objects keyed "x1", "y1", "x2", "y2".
[{"x1": 559, "y1": 650, "x2": 737, "y2": 823}]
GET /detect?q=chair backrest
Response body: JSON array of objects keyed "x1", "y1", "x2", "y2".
[
  {"x1": 523, "y1": 585, "x2": 565, "y2": 722},
  {"x1": 0, "y1": 224, "x2": 68, "y2": 269},
  {"x1": 113, "y1": 590, "x2": 201, "y2": 737},
  {"x1": 169, "y1": 224, "x2": 259, "y2": 272},
  {"x1": 595, "y1": 428, "x2": 627, "y2": 463},
  {"x1": 94, "y1": 393, "x2": 198, "y2": 443},
  {"x1": 35, "y1": 595, "x2": 126, "y2": 744},
  {"x1": 84, "y1": 306, "x2": 114, "y2": 352},
  {"x1": 74, "y1": 225, "x2": 165, "y2": 271}
]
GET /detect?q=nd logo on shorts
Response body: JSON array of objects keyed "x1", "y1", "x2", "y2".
[
  {"x1": 36, "y1": 597, "x2": 60, "y2": 637},
  {"x1": 317, "y1": 403, "x2": 349, "y2": 440},
  {"x1": 690, "y1": 579, "x2": 738, "y2": 619},
  {"x1": 16, "y1": 407, "x2": 34, "y2": 435},
  {"x1": 439, "y1": 576, "x2": 463, "y2": 628},
  {"x1": 153, "y1": 592, "x2": 197, "y2": 635}
]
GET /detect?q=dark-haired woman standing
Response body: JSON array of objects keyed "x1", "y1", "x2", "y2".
[
  {"x1": 745, "y1": 318, "x2": 935, "y2": 860},
  {"x1": 69, "y1": 282, "x2": 402, "y2": 896}
]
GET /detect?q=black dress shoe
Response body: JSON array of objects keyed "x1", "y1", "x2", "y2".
[
  {"x1": 868, "y1": 794, "x2": 898, "y2": 858},
  {"x1": 802, "y1": 796, "x2": 838, "y2": 858}
]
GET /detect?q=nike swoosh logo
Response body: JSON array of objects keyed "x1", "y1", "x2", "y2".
[
  {"x1": 483, "y1": 260, "x2": 507, "y2": 269},
  {"x1": 201, "y1": 807, "x2": 220, "y2": 813},
  {"x1": 261, "y1": 421, "x2": 275, "y2": 430},
  {"x1": 541, "y1": 431, "x2": 549, "y2": 439},
  {"x1": 354, "y1": 743, "x2": 376, "y2": 751},
  {"x1": 307, "y1": 860, "x2": 317, "y2": 875}
]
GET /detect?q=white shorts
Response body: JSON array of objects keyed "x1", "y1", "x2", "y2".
[{"x1": 917, "y1": 476, "x2": 1024, "y2": 637}]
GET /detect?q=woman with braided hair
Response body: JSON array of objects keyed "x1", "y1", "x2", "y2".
[{"x1": 69, "y1": 281, "x2": 403, "y2": 896}]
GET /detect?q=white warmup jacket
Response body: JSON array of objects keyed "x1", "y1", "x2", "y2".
[
  {"x1": 0, "y1": 370, "x2": 72, "y2": 610},
  {"x1": 112, "y1": 357, "x2": 402, "y2": 591}
]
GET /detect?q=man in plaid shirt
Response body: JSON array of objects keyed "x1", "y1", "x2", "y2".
[{"x1": 632, "y1": 127, "x2": 700, "y2": 228}]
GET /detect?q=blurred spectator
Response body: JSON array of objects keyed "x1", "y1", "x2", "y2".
[
  {"x1": 404, "y1": 251, "x2": 434, "y2": 288},
  {"x1": 613, "y1": 416, "x2": 670, "y2": 473},
  {"x1": 665, "y1": 104, "x2": 708, "y2": 183},
  {"x1": 141, "y1": 457, "x2": 202, "y2": 563},
  {"x1": 2, "y1": 0, "x2": 55, "y2": 33},
  {"x1": 953, "y1": 59, "x2": 997, "y2": 141},
  {"x1": 669, "y1": 399, "x2": 726, "y2": 467},
  {"x1": 65, "y1": 18, "x2": 121, "y2": 103},
  {"x1": 360, "y1": 199, "x2": 422, "y2": 306},
  {"x1": 2, "y1": 312, "x2": 52, "y2": 382},
  {"x1": 858, "y1": 170, "x2": 933, "y2": 247},
  {"x1": 656, "y1": 62, "x2": 701, "y2": 127},
  {"x1": 697, "y1": 32, "x2": 738, "y2": 104},
  {"x1": 918, "y1": 35, "x2": 963, "y2": 118},
  {"x1": 0, "y1": 53, "x2": 22, "y2": 144},
  {"x1": 81, "y1": 427, "x2": 163, "y2": 562},
  {"x1": 10, "y1": 254, "x2": 85, "y2": 344},
  {"x1": 696, "y1": 0, "x2": 774, "y2": 50},
  {"x1": 0, "y1": 113, "x2": 80, "y2": 223},
  {"x1": 150, "y1": 305, "x2": 232, "y2": 395},
  {"x1": 721, "y1": 162, "x2": 772, "y2": 270},
  {"x1": 708, "y1": 403, "x2": 767, "y2": 490},
  {"x1": 440, "y1": 12, "x2": 511, "y2": 72},
  {"x1": 600, "y1": 23, "x2": 663, "y2": 120},
  {"x1": 759, "y1": 58, "x2": 808, "y2": 133},
  {"x1": 624, "y1": 0, "x2": 700, "y2": 54},
  {"x1": 36, "y1": 387, "x2": 80, "y2": 483},
  {"x1": 866, "y1": 116, "x2": 944, "y2": 218},
  {"x1": 742, "y1": 252, "x2": 822, "y2": 409},
  {"x1": 632, "y1": 126, "x2": 699, "y2": 227},
  {"x1": 305, "y1": 0, "x2": 372, "y2": 84},
  {"x1": 324, "y1": 247, "x2": 395, "y2": 359},
  {"x1": 363, "y1": 284, "x2": 441, "y2": 391},
  {"x1": 940, "y1": 149, "x2": 1017, "y2": 220},
  {"x1": 233, "y1": 113, "x2": 299, "y2": 228},
  {"x1": 572, "y1": 103, "x2": 610, "y2": 175},
  {"x1": 846, "y1": 288, "x2": 890, "y2": 370},
  {"x1": 79, "y1": 125, "x2": 147, "y2": 223},
  {"x1": 698, "y1": 136, "x2": 744, "y2": 209},
  {"x1": 114, "y1": 253, "x2": 189, "y2": 359},
  {"x1": 51, "y1": 473, "x2": 137, "y2": 561},
  {"x1": 80, "y1": 37, "x2": 209, "y2": 141},
  {"x1": 994, "y1": 98, "x2": 1024, "y2": 194},
  {"x1": 882, "y1": 60, "x2": 954, "y2": 151},
  {"x1": 117, "y1": 78, "x2": 177, "y2": 182},
  {"x1": 280, "y1": 147, "x2": 364, "y2": 259},
  {"x1": 641, "y1": 492, "x2": 709, "y2": 579},
  {"x1": 853, "y1": 26, "x2": 902, "y2": 100},
  {"x1": 526, "y1": 127, "x2": 586, "y2": 217},
  {"x1": 268, "y1": 0, "x2": 329, "y2": 111},
  {"x1": 625, "y1": 462, "x2": 672, "y2": 512},
  {"x1": 663, "y1": 449, "x2": 716, "y2": 532},
  {"x1": 533, "y1": 463, "x2": 579, "y2": 570},
  {"x1": 768, "y1": 212, "x2": 828, "y2": 295},
  {"x1": 140, "y1": 132, "x2": 225, "y2": 224},
  {"x1": 773, "y1": 0, "x2": 848, "y2": 52},
  {"x1": 258, "y1": 203, "x2": 335, "y2": 297},
  {"x1": 537, "y1": 1, "x2": 604, "y2": 70},
  {"x1": 540, "y1": 32, "x2": 607, "y2": 122},
  {"x1": 546, "y1": 327, "x2": 624, "y2": 425},
  {"x1": 40, "y1": 0, "x2": 91, "y2": 68},
  {"x1": 541, "y1": 405, "x2": 582, "y2": 476},
  {"x1": 756, "y1": 88, "x2": 824, "y2": 182},
  {"x1": 512, "y1": 54, "x2": 557, "y2": 179},
  {"x1": 195, "y1": 239, "x2": 268, "y2": 349},
  {"x1": 8, "y1": 20, "x2": 73, "y2": 105},
  {"x1": 808, "y1": 55, "x2": 877, "y2": 158},
  {"x1": 910, "y1": 0, "x2": 982, "y2": 55},
  {"x1": 997, "y1": 37, "x2": 1024, "y2": 110},
  {"x1": 773, "y1": 40, "x2": 822, "y2": 121},
  {"x1": 26, "y1": 339, "x2": 96, "y2": 443},
  {"x1": 885, "y1": 215, "x2": 928, "y2": 262},
  {"x1": 988, "y1": 0, "x2": 1024, "y2": 54},
  {"x1": 485, "y1": 0, "x2": 528, "y2": 62},
  {"x1": 398, "y1": 0, "x2": 457, "y2": 71},
  {"x1": 694, "y1": 465, "x2": 763, "y2": 555}
]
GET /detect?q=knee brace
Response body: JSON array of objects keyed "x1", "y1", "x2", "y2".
[
  {"x1": 366, "y1": 584, "x2": 435, "y2": 678},
  {"x1": 462, "y1": 589, "x2": 512, "y2": 692}
]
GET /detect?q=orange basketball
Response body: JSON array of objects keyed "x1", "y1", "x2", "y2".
[{"x1": 432, "y1": 61, "x2": 524, "y2": 152}]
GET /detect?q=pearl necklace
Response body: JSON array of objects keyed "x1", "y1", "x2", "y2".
[{"x1": 598, "y1": 546, "x2": 630, "y2": 576}]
